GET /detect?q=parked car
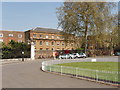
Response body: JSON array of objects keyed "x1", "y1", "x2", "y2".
[
  {"x1": 69, "y1": 53, "x2": 76, "y2": 59},
  {"x1": 74, "y1": 53, "x2": 87, "y2": 58},
  {"x1": 115, "y1": 52, "x2": 120, "y2": 56},
  {"x1": 59, "y1": 54, "x2": 76, "y2": 59},
  {"x1": 59, "y1": 54, "x2": 70, "y2": 59}
]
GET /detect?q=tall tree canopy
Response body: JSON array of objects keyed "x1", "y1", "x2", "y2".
[{"x1": 57, "y1": 2, "x2": 118, "y2": 53}]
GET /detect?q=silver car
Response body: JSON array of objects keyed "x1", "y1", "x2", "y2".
[
  {"x1": 59, "y1": 54, "x2": 70, "y2": 59},
  {"x1": 74, "y1": 53, "x2": 87, "y2": 58},
  {"x1": 59, "y1": 54, "x2": 76, "y2": 59}
]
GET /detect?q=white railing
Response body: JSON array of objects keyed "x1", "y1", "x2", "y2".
[{"x1": 42, "y1": 60, "x2": 120, "y2": 85}]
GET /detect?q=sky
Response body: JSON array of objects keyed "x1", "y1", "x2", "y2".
[
  {"x1": 1, "y1": 1, "x2": 119, "y2": 31},
  {"x1": 2, "y1": 2, "x2": 63, "y2": 31}
]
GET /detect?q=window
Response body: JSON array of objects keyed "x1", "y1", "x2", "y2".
[
  {"x1": 51, "y1": 42, "x2": 54, "y2": 45},
  {"x1": 40, "y1": 41, "x2": 42, "y2": 45},
  {"x1": 51, "y1": 48, "x2": 54, "y2": 50},
  {"x1": 40, "y1": 48, "x2": 43, "y2": 50},
  {"x1": 52, "y1": 36, "x2": 54, "y2": 39},
  {"x1": 57, "y1": 42, "x2": 60, "y2": 46},
  {"x1": 71, "y1": 43, "x2": 74, "y2": 46},
  {"x1": 57, "y1": 48, "x2": 60, "y2": 50},
  {"x1": 9, "y1": 34, "x2": 13, "y2": 37},
  {"x1": 57, "y1": 36, "x2": 60, "y2": 39},
  {"x1": 0, "y1": 33, "x2": 3, "y2": 37},
  {"x1": 62, "y1": 43, "x2": 65, "y2": 46},
  {"x1": 46, "y1": 35, "x2": 49, "y2": 38},
  {"x1": 46, "y1": 48, "x2": 49, "y2": 50},
  {"x1": 33, "y1": 34, "x2": 36, "y2": 37},
  {"x1": 46, "y1": 42, "x2": 49, "y2": 46},
  {"x1": 62, "y1": 36, "x2": 64, "y2": 39},
  {"x1": 0, "y1": 39, "x2": 3, "y2": 42},
  {"x1": 33, "y1": 41, "x2": 36, "y2": 44},
  {"x1": 40, "y1": 35, "x2": 42, "y2": 38},
  {"x1": 18, "y1": 40, "x2": 22, "y2": 42},
  {"x1": 18, "y1": 34, "x2": 22, "y2": 38}
]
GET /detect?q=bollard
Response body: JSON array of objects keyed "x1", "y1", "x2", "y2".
[{"x1": 22, "y1": 51, "x2": 24, "y2": 61}]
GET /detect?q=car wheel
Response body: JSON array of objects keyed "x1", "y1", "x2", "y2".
[{"x1": 76, "y1": 56, "x2": 78, "y2": 59}]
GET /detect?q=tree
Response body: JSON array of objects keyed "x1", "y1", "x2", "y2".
[
  {"x1": 2, "y1": 40, "x2": 30, "y2": 59},
  {"x1": 57, "y1": 2, "x2": 116, "y2": 55}
]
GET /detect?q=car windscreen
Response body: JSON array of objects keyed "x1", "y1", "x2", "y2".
[{"x1": 79, "y1": 53, "x2": 84, "y2": 55}]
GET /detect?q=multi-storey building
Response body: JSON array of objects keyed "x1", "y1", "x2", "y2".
[
  {"x1": 25, "y1": 27, "x2": 75, "y2": 51},
  {"x1": 0, "y1": 28, "x2": 76, "y2": 58},
  {"x1": 0, "y1": 30, "x2": 25, "y2": 44}
]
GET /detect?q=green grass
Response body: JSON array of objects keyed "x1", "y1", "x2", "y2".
[
  {"x1": 56, "y1": 62, "x2": 119, "y2": 72},
  {"x1": 45, "y1": 62, "x2": 119, "y2": 82}
]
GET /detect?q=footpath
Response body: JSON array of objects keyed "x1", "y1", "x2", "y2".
[{"x1": 0, "y1": 58, "x2": 32, "y2": 65}]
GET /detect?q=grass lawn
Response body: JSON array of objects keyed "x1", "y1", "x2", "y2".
[
  {"x1": 56, "y1": 62, "x2": 119, "y2": 72},
  {"x1": 45, "y1": 62, "x2": 119, "y2": 82}
]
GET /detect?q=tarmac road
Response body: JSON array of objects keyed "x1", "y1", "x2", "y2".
[{"x1": 2, "y1": 56, "x2": 119, "y2": 88}]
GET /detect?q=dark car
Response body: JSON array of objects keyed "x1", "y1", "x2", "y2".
[{"x1": 115, "y1": 52, "x2": 120, "y2": 56}]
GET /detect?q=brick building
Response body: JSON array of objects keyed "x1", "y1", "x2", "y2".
[
  {"x1": 25, "y1": 27, "x2": 76, "y2": 58},
  {"x1": 25, "y1": 27, "x2": 75, "y2": 51},
  {"x1": 0, "y1": 28, "x2": 76, "y2": 58},
  {"x1": 0, "y1": 30, "x2": 25, "y2": 44}
]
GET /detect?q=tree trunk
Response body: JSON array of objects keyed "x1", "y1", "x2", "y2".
[{"x1": 84, "y1": 19, "x2": 88, "y2": 55}]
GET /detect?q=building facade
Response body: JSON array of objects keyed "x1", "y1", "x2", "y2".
[
  {"x1": 0, "y1": 30, "x2": 25, "y2": 44},
  {"x1": 25, "y1": 27, "x2": 75, "y2": 51},
  {"x1": 0, "y1": 28, "x2": 76, "y2": 58}
]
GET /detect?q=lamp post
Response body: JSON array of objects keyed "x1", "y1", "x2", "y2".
[
  {"x1": 22, "y1": 51, "x2": 24, "y2": 61},
  {"x1": 27, "y1": 39, "x2": 35, "y2": 60}
]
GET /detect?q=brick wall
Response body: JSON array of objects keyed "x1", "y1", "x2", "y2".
[{"x1": 0, "y1": 30, "x2": 25, "y2": 44}]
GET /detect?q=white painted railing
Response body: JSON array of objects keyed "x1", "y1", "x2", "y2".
[{"x1": 42, "y1": 59, "x2": 120, "y2": 85}]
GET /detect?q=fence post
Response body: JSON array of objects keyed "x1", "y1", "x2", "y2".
[
  {"x1": 42, "y1": 62, "x2": 44, "y2": 71},
  {"x1": 46, "y1": 61, "x2": 47, "y2": 71},
  {"x1": 50, "y1": 65, "x2": 51, "y2": 72},
  {"x1": 96, "y1": 70, "x2": 98, "y2": 81},
  {"x1": 76, "y1": 68, "x2": 78, "y2": 78},
  {"x1": 61, "y1": 66, "x2": 62, "y2": 75}
]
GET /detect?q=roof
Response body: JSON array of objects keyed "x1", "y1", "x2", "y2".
[
  {"x1": 0, "y1": 30, "x2": 24, "y2": 33},
  {"x1": 29, "y1": 27, "x2": 61, "y2": 34}
]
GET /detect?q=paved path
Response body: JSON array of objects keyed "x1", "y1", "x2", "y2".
[{"x1": 2, "y1": 57, "x2": 118, "y2": 88}]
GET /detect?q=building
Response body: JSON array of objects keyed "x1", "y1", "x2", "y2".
[
  {"x1": 0, "y1": 30, "x2": 25, "y2": 44},
  {"x1": 25, "y1": 27, "x2": 75, "y2": 51},
  {"x1": 0, "y1": 28, "x2": 76, "y2": 58}
]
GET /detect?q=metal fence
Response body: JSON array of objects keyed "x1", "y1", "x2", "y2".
[{"x1": 42, "y1": 60, "x2": 120, "y2": 85}]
